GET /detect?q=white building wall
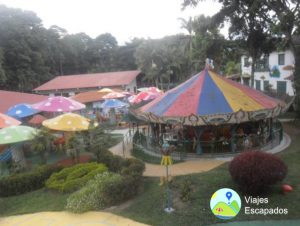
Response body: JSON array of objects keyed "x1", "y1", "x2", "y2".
[
  {"x1": 125, "y1": 79, "x2": 137, "y2": 93},
  {"x1": 241, "y1": 50, "x2": 295, "y2": 96}
]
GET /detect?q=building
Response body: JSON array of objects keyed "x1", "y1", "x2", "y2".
[
  {"x1": 241, "y1": 50, "x2": 295, "y2": 96},
  {"x1": 0, "y1": 90, "x2": 47, "y2": 113},
  {"x1": 34, "y1": 70, "x2": 141, "y2": 96}
]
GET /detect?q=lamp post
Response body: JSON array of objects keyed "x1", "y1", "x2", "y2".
[{"x1": 160, "y1": 140, "x2": 174, "y2": 213}]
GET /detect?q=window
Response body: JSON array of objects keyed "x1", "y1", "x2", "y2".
[
  {"x1": 244, "y1": 57, "x2": 250, "y2": 67},
  {"x1": 255, "y1": 56, "x2": 269, "y2": 72},
  {"x1": 278, "y1": 54, "x2": 285, "y2": 65},
  {"x1": 277, "y1": 81, "x2": 287, "y2": 94},
  {"x1": 255, "y1": 80, "x2": 261, "y2": 91},
  {"x1": 243, "y1": 78, "x2": 250, "y2": 86},
  {"x1": 263, "y1": 80, "x2": 270, "y2": 91}
]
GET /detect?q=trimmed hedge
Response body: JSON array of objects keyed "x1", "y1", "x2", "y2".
[
  {"x1": 0, "y1": 165, "x2": 62, "y2": 197},
  {"x1": 66, "y1": 172, "x2": 122, "y2": 212},
  {"x1": 229, "y1": 151, "x2": 287, "y2": 194},
  {"x1": 66, "y1": 156, "x2": 145, "y2": 213},
  {"x1": 46, "y1": 162, "x2": 107, "y2": 192},
  {"x1": 66, "y1": 171, "x2": 143, "y2": 213}
]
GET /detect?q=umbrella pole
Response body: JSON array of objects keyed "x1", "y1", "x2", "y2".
[{"x1": 10, "y1": 144, "x2": 27, "y2": 170}]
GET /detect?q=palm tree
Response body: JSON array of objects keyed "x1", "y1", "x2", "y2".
[
  {"x1": 178, "y1": 17, "x2": 194, "y2": 61},
  {"x1": 30, "y1": 128, "x2": 55, "y2": 164}
]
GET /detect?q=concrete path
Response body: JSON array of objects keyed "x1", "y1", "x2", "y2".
[
  {"x1": 144, "y1": 159, "x2": 224, "y2": 177},
  {"x1": 0, "y1": 211, "x2": 149, "y2": 226}
]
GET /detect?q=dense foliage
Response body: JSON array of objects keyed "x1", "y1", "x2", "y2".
[
  {"x1": 66, "y1": 157, "x2": 145, "y2": 213},
  {"x1": 229, "y1": 151, "x2": 287, "y2": 194},
  {"x1": 0, "y1": 4, "x2": 243, "y2": 92},
  {"x1": 45, "y1": 162, "x2": 107, "y2": 192},
  {"x1": 0, "y1": 165, "x2": 62, "y2": 197}
]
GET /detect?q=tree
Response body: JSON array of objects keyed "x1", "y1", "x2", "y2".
[
  {"x1": 30, "y1": 128, "x2": 55, "y2": 164},
  {"x1": 183, "y1": 1, "x2": 275, "y2": 88},
  {"x1": 0, "y1": 5, "x2": 52, "y2": 91},
  {"x1": 60, "y1": 33, "x2": 93, "y2": 75},
  {"x1": 67, "y1": 133, "x2": 85, "y2": 163},
  {"x1": 84, "y1": 126, "x2": 112, "y2": 163},
  {"x1": 88, "y1": 33, "x2": 118, "y2": 72}
]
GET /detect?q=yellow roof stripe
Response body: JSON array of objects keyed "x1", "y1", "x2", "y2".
[{"x1": 209, "y1": 71, "x2": 263, "y2": 112}]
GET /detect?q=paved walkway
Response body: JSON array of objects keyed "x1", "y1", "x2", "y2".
[
  {"x1": 0, "y1": 211, "x2": 149, "y2": 226},
  {"x1": 109, "y1": 129, "x2": 291, "y2": 177}
]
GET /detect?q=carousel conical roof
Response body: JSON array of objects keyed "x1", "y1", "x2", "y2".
[{"x1": 136, "y1": 69, "x2": 286, "y2": 125}]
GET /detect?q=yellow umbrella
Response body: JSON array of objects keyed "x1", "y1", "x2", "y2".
[
  {"x1": 42, "y1": 113, "x2": 90, "y2": 132},
  {"x1": 98, "y1": 88, "x2": 113, "y2": 93}
]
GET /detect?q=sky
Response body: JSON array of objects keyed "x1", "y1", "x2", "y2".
[{"x1": 0, "y1": 0, "x2": 224, "y2": 44}]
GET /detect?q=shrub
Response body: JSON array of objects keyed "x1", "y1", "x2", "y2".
[
  {"x1": 65, "y1": 155, "x2": 145, "y2": 212},
  {"x1": 0, "y1": 165, "x2": 62, "y2": 197},
  {"x1": 121, "y1": 158, "x2": 145, "y2": 178},
  {"x1": 229, "y1": 151, "x2": 287, "y2": 194},
  {"x1": 66, "y1": 172, "x2": 123, "y2": 213},
  {"x1": 95, "y1": 150, "x2": 122, "y2": 172},
  {"x1": 46, "y1": 162, "x2": 107, "y2": 192}
]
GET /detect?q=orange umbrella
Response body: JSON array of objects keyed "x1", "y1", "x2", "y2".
[{"x1": 0, "y1": 113, "x2": 21, "y2": 128}]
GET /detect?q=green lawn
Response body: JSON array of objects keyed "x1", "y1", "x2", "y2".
[
  {"x1": 0, "y1": 189, "x2": 69, "y2": 216},
  {"x1": 111, "y1": 122, "x2": 300, "y2": 226}
]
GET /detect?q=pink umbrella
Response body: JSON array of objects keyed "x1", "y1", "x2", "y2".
[
  {"x1": 32, "y1": 96, "x2": 85, "y2": 112},
  {"x1": 102, "y1": 91, "x2": 125, "y2": 99},
  {"x1": 138, "y1": 87, "x2": 162, "y2": 93},
  {"x1": 129, "y1": 91, "x2": 161, "y2": 104}
]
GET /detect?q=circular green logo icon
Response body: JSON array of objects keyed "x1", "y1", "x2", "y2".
[{"x1": 210, "y1": 188, "x2": 241, "y2": 220}]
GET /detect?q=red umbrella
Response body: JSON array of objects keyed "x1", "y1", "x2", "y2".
[{"x1": 129, "y1": 91, "x2": 161, "y2": 104}]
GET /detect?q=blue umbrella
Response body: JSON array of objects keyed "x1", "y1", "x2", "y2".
[
  {"x1": 6, "y1": 103, "x2": 40, "y2": 119},
  {"x1": 100, "y1": 99, "x2": 128, "y2": 109}
]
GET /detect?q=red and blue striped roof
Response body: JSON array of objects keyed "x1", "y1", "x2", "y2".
[{"x1": 140, "y1": 69, "x2": 283, "y2": 117}]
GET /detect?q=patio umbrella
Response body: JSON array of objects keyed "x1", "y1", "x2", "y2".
[
  {"x1": 0, "y1": 125, "x2": 37, "y2": 145},
  {"x1": 102, "y1": 91, "x2": 125, "y2": 99},
  {"x1": 28, "y1": 114, "x2": 47, "y2": 126},
  {"x1": 100, "y1": 99, "x2": 129, "y2": 109},
  {"x1": 98, "y1": 88, "x2": 113, "y2": 93},
  {"x1": 42, "y1": 113, "x2": 90, "y2": 131},
  {"x1": 6, "y1": 103, "x2": 40, "y2": 119},
  {"x1": 138, "y1": 87, "x2": 162, "y2": 93},
  {"x1": 129, "y1": 91, "x2": 161, "y2": 104},
  {"x1": 0, "y1": 113, "x2": 21, "y2": 128},
  {"x1": 32, "y1": 96, "x2": 85, "y2": 112}
]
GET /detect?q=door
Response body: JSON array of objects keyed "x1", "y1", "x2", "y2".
[{"x1": 277, "y1": 81, "x2": 287, "y2": 94}]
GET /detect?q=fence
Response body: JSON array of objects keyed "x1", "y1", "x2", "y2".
[{"x1": 131, "y1": 125, "x2": 283, "y2": 160}]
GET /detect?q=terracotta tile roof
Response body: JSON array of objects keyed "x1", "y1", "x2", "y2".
[
  {"x1": 71, "y1": 88, "x2": 124, "y2": 104},
  {"x1": 0, "y1": 90, "x2": 47, "y2": 113},
  {"x1": 71, "y1": 91, "x2": 106, "y2": 104},
  {"x1": 34, "y1": 70, "x2": 141, "y2": 92}
]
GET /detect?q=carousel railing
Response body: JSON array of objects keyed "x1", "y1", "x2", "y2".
[{"x1": 132, "y1": 125, "x2": 283, "y2": 159}]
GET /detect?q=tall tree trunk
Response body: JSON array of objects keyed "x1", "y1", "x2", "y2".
[{"x1": 250, "y1": 57, "x2": 256, "y2": 88}]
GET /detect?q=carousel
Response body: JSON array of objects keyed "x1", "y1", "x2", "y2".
[{"x1": 132, "y1": 65, "x2": 290, "y2": 156}]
